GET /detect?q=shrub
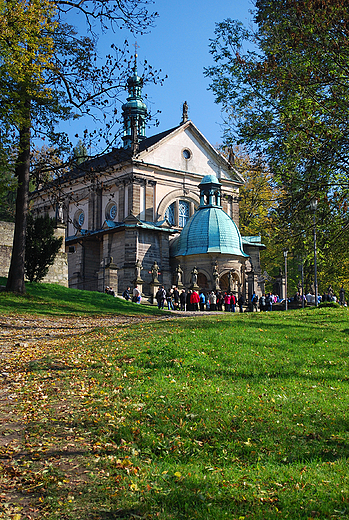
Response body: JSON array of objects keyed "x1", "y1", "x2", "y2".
[
  {"x1": 25, "y1": 214, "x2": 63, "y2": 282},
  {"x1": 318, "y1": 301, "x2": 341, "y2": 308}
]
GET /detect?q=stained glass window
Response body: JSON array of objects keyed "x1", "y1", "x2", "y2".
[
  {"x1": 179, "y1": 200, "x2": 189, "y2": 227},
  {"x1": 78, "y1": 212, "x2": 85, "y2": 226},
  {"x1": 165, "y1": 202, "x2": 175, "y2": 226},
  {"x1": 74, "y1": 209, "x2": 85, "y2": 229},
  {"x1": 106, "y1": 203, "x2": 117, "y2": 221}
]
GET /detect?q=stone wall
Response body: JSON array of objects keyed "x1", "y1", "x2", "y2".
[
  {"x1": 0, "y1": 222, "x2": 15, "y2": 278},
  {"x1": 0, "y1": 221, "x2": 68, "y2": 286}
]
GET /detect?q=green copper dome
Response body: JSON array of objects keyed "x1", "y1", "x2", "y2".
[
  {"x1": 171, "y1": 174, "x2": 248, "y2": 258},
  {"x1": 171, "y1": 206, "x2": 248, "y2": 257},
  {"x1": 124, "y1": 98, "x2": 147, "y2": 111},
  {"x1": 199, "y1": 174, "x2": 221, "y2": 186}
]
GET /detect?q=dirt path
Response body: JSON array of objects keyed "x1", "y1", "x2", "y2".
[
  {"x1": 0, "y1": 313, "x2": 182, "y2": 519},
  {"x1": 0, "y1": 314, "x2": 177, "y2": 348},
  {"x1": 0, "y1": 311, "x2": 224, "y2": 518}
]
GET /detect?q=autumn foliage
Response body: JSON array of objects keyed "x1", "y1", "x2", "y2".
[{"x1": 206, "y1": 1, "x2": 349, "y2": 292}]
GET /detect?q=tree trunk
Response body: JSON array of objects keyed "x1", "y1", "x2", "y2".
[{"x1": 6, "y1": 99, "x2": 31, "y2": 293}]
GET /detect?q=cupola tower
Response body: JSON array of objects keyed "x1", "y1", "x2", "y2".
[{"x1": 122, "y1": 52, "x2": 147, "y2": 149}]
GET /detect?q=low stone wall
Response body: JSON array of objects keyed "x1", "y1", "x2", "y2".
[
  {"x1": 0, "y1": 221, "x2": 68, "y2": 286},
  {"x1": 0, "y1": 222, "x2": 15, "y2": 278}
]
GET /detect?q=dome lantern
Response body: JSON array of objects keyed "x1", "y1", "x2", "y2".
[{"x1": 199, "y1": 175, "x2": 222, "y2": 208}]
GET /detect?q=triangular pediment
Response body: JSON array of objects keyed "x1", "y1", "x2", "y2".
[
  {"x1": 123, "y1": 212, "x2": 141, "y2": 224},
  {"x1": 137, "y1": 121, "x2": 244, "y2": 185}
]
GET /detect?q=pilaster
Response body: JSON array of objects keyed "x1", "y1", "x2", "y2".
[{"x1": 145, "y1": 181, "x2": 155, "y2": 222}]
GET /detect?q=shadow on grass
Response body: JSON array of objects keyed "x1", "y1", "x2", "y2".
[
  {"x1": 91, "y1": 510, "x2": 142, "y2": 519},
  {"x1": 26, "y1": 357, "x2": 105, "y2": 376},
  {"x1": 176, "y1": 314, "x2": 342, "y2": 334},
  {"x1": 186, "y1": 361, "x2": 346, "y2": 383},
  {"x1": 26, "y1": 356, "x2": 88, "y2": 372}
]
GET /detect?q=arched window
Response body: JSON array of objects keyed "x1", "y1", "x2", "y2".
[
  {"x1": 165, "y1": 202, "x2": 175, "y2": 226},
  {"x1": 220, "y1": 272, "x2": 239, "y2": 292},
  {"x1": 198, "y1": 273, "x2": 208, "y2": 289},
  {"x1": 165, "y1": 200, "x2": 190, "y2": 227},
  {"x1": 179, "y1": 200, "x2": 189, "y2": 227}
]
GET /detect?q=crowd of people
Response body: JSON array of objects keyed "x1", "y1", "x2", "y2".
[
  {"x1": 295, "y1": 285, "x2": 346, "y2": 306},
  {"x1": 117, "y1": 284, "x2": 283, "y2": 312},
  {"x1": 114, "y1": 283, "x2": 346, "y2": 310},
  {"x1": 154, "y1": 286, "x2": 244, "y2": 312},
  {"x1": 153, "y1": 288, "x2": 287, "y2": 312}
]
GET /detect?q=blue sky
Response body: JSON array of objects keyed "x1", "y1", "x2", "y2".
[
  {"x1": 132, "y1": 0, "x2": 255, "y2": 147},
  {"x1": 66, "y1": 0, "x2": 255, "y2": 152}
]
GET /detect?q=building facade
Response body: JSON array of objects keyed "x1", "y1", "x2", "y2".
[{"x1": 31, "y1": 63, "x2": 265, "y2": 301}]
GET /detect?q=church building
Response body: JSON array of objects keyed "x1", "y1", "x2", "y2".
[{"x1": 32, "y1": 59, "x2": 265, "y2": 302}]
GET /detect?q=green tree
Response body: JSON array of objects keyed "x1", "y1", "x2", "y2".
[
  {"x1": 0, "y1": 152, "x2": 16, "y2": 222},
  {"x1": 0, "y1": 139, "x2": 17, "y2": 221},
  {"x1": 0, "y1": 0, "x2": 159, "y2": 293},
  {"x1": 25, "y1": 213, "x2": 63, "y2": 283},
  {"x1": 72, "y1": 140, "x2": 88, "y2": 166},
  {"x1": 0, "y1": 188, "x2": 17, "y2": 222},
  {"x1": 30, "y1": 145, "x2": 67, "y2": 190},
  {"x1": 222, "y1": 146, "x2": 288, "y2": 288},
  {"x1": 223, "y1": 146, "x2": 278, "y2": 236},
  {"x1": 205, "y1": 1, "x2": 349, "y2": 294}
]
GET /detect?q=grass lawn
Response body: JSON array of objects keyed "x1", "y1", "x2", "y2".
[
  {"x1": 1, "y1": 285, "x2": 349, "y2": 519},
  {"x1": 0, "y1": 278, "x2": 163, "y2": 317}
]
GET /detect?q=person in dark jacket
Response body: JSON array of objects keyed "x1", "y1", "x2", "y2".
[
  {"x1": 166, "y1": 288, "x2": 174, "y2": 310},
  {"x1": 186, "y1": 290, "x2": 193, "y2": 311},
  {"x1": 122, "y1": 287, "x2": 131, "y2": 300},
  {"x1": 173, "y1": 287, "x2": 180, "y2": 309},
  {"x1": 156, "y1": 286, "x2": 166, "y2": 309},
  {"x1": 179, "y1": 289, "x2": 186, "y2": 311},
  {"x1": 216, "y1": 292, "x2": 223, "y2": 311},
  {"x1": 238, "y1": 294, "x2": 244, "y2": 313}
]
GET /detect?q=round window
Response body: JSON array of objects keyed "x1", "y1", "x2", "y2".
[
  {"x1": 74, "y1": 209, "x2": 85, "y2": 229},
  {"x1": 106, "y1": 202, "x2": 117, "y2": 221},
  {"x1": 182, "y1": 149, "x2": 191, "y2": 160}
]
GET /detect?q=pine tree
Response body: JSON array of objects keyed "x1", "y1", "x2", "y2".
[{"x1": 25, "y1": 214, "x2": 63, "y2": 283}]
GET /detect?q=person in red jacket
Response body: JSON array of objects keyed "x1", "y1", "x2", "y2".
[
  {"x1": 224, "y1": 292, "x2": 231, "y2": 312},
  {"x1": 190, "y1": 290, "x2": 200, "y2": 311},
  {"x1": 231, "y1": 293, "x2": 236, "y2": 312}
]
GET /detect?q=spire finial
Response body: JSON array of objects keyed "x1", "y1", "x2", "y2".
[
  {"x1": 133, "y1": 42, "x2": 139, "y2": 74},
  {"x1": 181, "y1": 101, "x2": 188, "y2": 124},
  {"x1": 228, "y1": 146, "x2": 235, "y2": 166}
]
